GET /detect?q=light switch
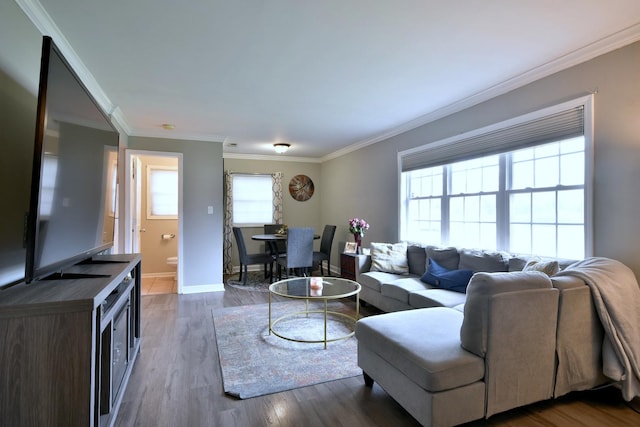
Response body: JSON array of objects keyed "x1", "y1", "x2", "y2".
[{"x1": 207, "y1": 206, "x2": 213, "y2": 214}]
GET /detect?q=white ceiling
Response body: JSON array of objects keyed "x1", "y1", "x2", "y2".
[{"x1": 22, "y1": 1, "x2": 640, "y2": 159}]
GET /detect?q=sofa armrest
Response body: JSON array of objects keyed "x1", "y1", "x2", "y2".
[{"x1": 355, "y1": 254, "x2": 372, "y2": 281}]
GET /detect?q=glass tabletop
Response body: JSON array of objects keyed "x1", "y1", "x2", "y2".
[{"x1": 269, "y1": 277, "x2": 360, "y2": 299}]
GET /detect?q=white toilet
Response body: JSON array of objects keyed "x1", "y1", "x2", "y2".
[{"x1": 166, "y1": 256, "x2": 178, "y2": 280}]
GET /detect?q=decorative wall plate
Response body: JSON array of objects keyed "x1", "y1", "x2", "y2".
[{"x1": 289, "y1": 174, "x2": 314, "y2": 201}]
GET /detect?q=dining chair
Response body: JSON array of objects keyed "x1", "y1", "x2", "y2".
[
  {"x1": 232, "y1": 227, "x2": 274, "y2": 285},
  {"x1": 276, "y1": 227, "x2": 314, "y2": 279},
  {"x1": 313, "y1": 224, "x2": 336, "y2": 276},
  {"x1": 263, "y1": 224, "x2": 287, "y2": 278}
]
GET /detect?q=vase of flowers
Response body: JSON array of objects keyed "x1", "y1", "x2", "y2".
[{"x1": 348, "y1": 217, "x2": 370, "y2": 251}]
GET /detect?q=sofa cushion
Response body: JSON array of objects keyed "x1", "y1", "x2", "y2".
[
  {"x1": 508, "y1": 255, "x2": 532, "y2": 271},
  {"x1": 420, "y1": 259, "x2": 474, "y2": 293},
  {"x1": 370, "y1": 242, "x2": 409, "y2": 274},
  {"x1": 523, "y1": 259, "x2": 560, "y2": 276},
  {"x1": 406, "y1": 244, "x2": 427, "y2": 276},
  {"x1": 409, "y1": 288, "x2": 468, "y2": 308},
  {"x1": 380, "y1": 278, "x2": 430, "y2": 304},
  {"x1": 426, "y1": 246, "x2": 460, "y2": 270},
  {"x1": 460, "y1": 271, "x2": 553, "y2": 357},
  {"x1": 358, "y1": 271, "x2": 407, "y2": 293},
  {"x1": 355, "y1": 307, "x2": 484, "y2": 392},
  {"x1": 458, "y1": 248, "x2": 509, "y2": 272}
]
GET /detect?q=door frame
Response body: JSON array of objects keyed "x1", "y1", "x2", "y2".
[{"x1": 124, "y1": 149, "x2": 184, "y2": 293}]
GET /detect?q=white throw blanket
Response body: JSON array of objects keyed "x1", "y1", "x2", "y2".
[{"x1": 556, "y1": 257, "x2": 640, "y2": 400}]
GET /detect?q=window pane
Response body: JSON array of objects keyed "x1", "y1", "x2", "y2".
[
  {"x1": 557, "y1": 190, "x2": 583, "y2": 223},
  {"x1": 464, "y1": 196, "x2": 480, "y2": 222},
  {"x1": 560, "y1": 152, "x2": 584, "y2": 186},
  {"x1": 532, "y1": 224, "x2": 556, "y2": 256},
  {"x1": 149, "y1": 168, "x2": 178, "y2": 217},
  {"x1": 510, "y1": 224, "x2": 531, "y2": 254},
  {"x1": 534, "y1": 157, "x2": 559, "y2": 188},
  {"x1": 511, "y1": 159, "x2": 533, "y2": 189},
  {"x1": 233, "y1": 175, "x2": 273, "y2": 224},
  {"x1": 531, "y1": 192, "x2": 556, "y2": 223},
  {"x1": 480, "y1": 195, "x2": 496, "y2": 222},
  {"x1": 558, "y1": 225, "x2": 584, "y2": 259},
  {"x1": 510, "y1": 193, "x2": 531, "y2": 223},
  {"x1": 482, "y1": 165, "x2": 499, "y2": 192},
  {"x1": 450, "y1": 197, "x2": 464, "y2": 221}
]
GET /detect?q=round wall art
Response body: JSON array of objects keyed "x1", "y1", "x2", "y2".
[{"x1": 289, "y1": 174, "x2": 315, "y2": 201}]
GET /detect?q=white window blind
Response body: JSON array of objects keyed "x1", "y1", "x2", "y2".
[
  {"x1": 401, "y1": 104, "x2": 584, "y2": 172},
  {"x1": 147, "y1": 166, "x2": 178, "y2": 218},
  {"x1": 232, "y1": 174, "x2": 273, "y2": 225}
]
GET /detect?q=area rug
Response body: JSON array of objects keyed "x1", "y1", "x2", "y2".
[
  {"x1": 213, "y1": 301, "x2": 362, "y2": 399},
  {"x1": 225, "y1": 271, "x2": 272, "y2": 292}
]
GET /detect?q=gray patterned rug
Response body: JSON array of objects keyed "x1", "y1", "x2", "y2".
[
  {"x1": 213, "y1": 301, "x2": 362, "y2": 399},
  {"x1": 225, "y1": 271, "x2": 272, "y2": 292}
]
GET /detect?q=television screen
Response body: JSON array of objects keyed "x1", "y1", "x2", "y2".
[{"x1": 25, "y1": 36, "x2": 119, "y2": 283}]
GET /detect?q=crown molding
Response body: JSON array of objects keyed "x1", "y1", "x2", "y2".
[
  {"x1": 324, "y1": 22, "x2": 640, "y2": 162},
  {"x1": 16, "y1": 0, "x2": 132, "y2": 134}
]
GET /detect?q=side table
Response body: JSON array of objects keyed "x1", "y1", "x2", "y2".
[{"x1": 340, "y1": 252, "x2": 359, "y2": 280}]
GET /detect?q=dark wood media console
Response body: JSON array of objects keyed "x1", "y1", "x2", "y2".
[{"x1": 0, "y1": 254, "x2": 142, "y2": 427}]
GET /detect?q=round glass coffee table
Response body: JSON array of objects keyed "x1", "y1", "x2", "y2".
[{"x1": 268, "y1": 277, "x2": 361, "y2": 349}]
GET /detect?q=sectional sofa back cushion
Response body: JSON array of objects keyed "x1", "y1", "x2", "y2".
[
  {"x1": 406, "y1": 244, "x2": 427, "y2": 276},
  {"x1": 420, "y1": 259, "x2": 474, "y2": 293},
  {"x1": 426, "y1": 246, "x2": 460, "y2": 271},
  {"x1": 458, "y1": 248, "x2": 509, "y2": 272},
  {"x1": 460, "y1": 271, "x2": 553, "y2": 357},
  {"x1": 370, "y1": 242, "x2": 409, "y2": 274}
]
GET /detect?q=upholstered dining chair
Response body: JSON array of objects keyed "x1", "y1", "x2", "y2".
[
  {"x1": 276, "y1": 227, "x2": 314, "y2": 279},
  {"x1": 232, "y1": 227, "x2": 274, "y2": 285},
  {"x1": 313, "y1": 224, "x2": 336, "y2": 276}
]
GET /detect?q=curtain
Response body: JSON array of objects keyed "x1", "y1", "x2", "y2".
[
  {"x1": 223, "y1": 170, "x2": 234, "y2": 274},
  {"x1": 272, "y1": 172, "x2": 283, "y2": 224}
]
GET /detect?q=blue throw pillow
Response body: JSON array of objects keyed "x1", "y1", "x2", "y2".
[{"x1": 420, "y1": 259, "x2": 474, "y2": 293}]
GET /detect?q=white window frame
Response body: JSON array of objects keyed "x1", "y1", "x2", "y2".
[
  {"x1": 398, "y1": 96, "x2": 594, "y2": 258},
  {"x1": 146, "y1": 165, "x2": 178, "y2": 219},
  {"x1": 232, "y1": 173, "x2": 274, "y2": 226}
]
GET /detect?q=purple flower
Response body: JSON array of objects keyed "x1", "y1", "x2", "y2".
[{"x1": 348, "y1": 217, "x2": 370, "y2": 236}]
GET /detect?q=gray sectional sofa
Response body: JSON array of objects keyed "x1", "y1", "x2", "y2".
[{"x1": 354, "y1": 243, "x2": 631, "y2": 426}]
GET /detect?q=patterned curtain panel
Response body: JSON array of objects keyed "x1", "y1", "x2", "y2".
[
  {"x1": 223, "y1": 170, "x2": 234, "y2": 274},
  {"x1": 272, "y1": 172, "x2": 283, "y2": 224}
]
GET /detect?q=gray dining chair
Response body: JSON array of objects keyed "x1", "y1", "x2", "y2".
[
  {"x1": 313, "y1": 224, "x2": 336, "y2": 276},
  {"x1": 232, "y1": 227, "x2": 274, "y2": 285},
  {"x1": 276, "y1": 227, "x2": 314, "y2": 279}
]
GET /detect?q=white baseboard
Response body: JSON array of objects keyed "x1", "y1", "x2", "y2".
[
  {"x1": 142, "y1": 272, "x2": 176, "y2": 279},
  {"x1": 180, "y1": 283, "x2": 224, "y2": 294}
]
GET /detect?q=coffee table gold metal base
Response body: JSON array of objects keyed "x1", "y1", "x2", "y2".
[{"x1": 268, "y1": 277, "x2": 361, "y2": 349}]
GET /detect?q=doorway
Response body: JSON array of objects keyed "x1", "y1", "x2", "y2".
[{"x1": 124, "y1": 150, "x2": 183, "y2": 295}]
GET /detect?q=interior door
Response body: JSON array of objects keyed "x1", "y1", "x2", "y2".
[{"x1": 130, "y1": 156, "x2": 142, "y2": 253}]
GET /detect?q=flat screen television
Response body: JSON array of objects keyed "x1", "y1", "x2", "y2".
[{"x1": 25, "y1": 36, "x2": 120, "y2": 283}]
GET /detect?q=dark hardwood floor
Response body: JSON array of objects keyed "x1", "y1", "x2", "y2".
[{"x1": 115, "y1": 277, "x2": 640, "y2": 426}]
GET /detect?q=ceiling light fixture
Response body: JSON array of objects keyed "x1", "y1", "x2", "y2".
[
  {"x1": 161, "y1": 123, "x2": 176, "y2": 130},
  {"x1": 273, "y1": 143, "x2": 290, "y2": 154}
]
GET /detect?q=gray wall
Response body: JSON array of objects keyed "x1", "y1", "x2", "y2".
[
  {"x1": 129, "y1": 137, "x2": 224, "y2": 289},
  {"x1": 0, "y1": 2, "x2": 41, "y2": 286},
  {"x1": 323, "y1": 41, "x2": 640, "y2": 278}
]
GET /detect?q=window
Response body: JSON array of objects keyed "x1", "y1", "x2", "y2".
[
  {"x1": 232, "y1": 174, "x2": 273, "y2": 226},
  {"x1": 147, "y1": 166, "x2": 178, "y2": 219},
  {"x1": 400, "y1": 97, "x2": 592, "y2": 259}
]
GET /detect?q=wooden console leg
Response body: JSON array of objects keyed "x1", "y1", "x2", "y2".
[{"x1": 363, "y1": 372, "x2": 374, "y2": 387}]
